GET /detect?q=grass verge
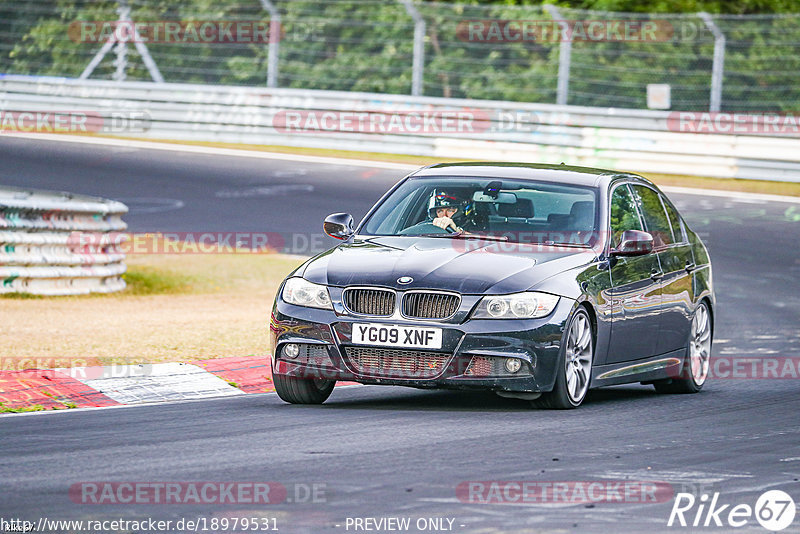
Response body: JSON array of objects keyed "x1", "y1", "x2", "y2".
[
  {"x1": 122, "y1": 266, "x2": 199, "y2": 295},
  {"x1": 0, "y1": 252, "x2": 305, "y2": 365}
]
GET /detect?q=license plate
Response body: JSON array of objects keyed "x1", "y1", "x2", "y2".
[{"x1": 351, "y1": 323, "x2": 443, "y2": 349}]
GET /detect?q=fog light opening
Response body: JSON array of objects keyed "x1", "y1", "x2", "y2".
[
  {"x1": 283, "y1": 343, "x2": 300, "y2": 359},
  {"x1": 505, "y1": 358, "x2": 522, "y2": 374}
]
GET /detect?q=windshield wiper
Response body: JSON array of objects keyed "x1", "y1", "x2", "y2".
[
  {"x1": 413, "y1": 234, "x2": 597, "y2": 247},
  {"x1": 417, "y1": 232, "x2": 509, "y2": 241},
  {"x1": 538, "y1": 242, "x2": 593, "y2": 248}
]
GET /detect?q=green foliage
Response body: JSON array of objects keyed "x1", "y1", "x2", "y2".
[
  {"x1": 0, "y1": 292, "x2": 44, "y2": 299},
  {"x1": 0, "y1": 402, "x2": 47, "y2": 413},
  {"x1": 2, "y1": 0, "x2": 798, "y2": 110},
  {"x1": 609, "y1": 185, "x2": 640, "y2": 246},
  {"x1": 275, "y1": 1, "x2": 416, "y2": 92},
  {"x1": 121, "y1": 266, "x2": 197, "y2": 295},
  {"x1": 528, "y1": 0, "x2": 799, "y2": 14},
  {"x1": 2, "y1": 0, "x2": 118, "y2": 77}
]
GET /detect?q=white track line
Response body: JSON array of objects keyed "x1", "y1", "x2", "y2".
[
  {"x1": 4, "y1": 133, "x2": 800, "y2": 203},
  {"x1": 2, "y1": 133, "x2": 418, "y2": 171}
]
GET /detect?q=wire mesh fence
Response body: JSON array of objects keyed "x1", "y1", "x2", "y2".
[{"x1": 1, "y1": 0, "x2": 798, "y2": 111}]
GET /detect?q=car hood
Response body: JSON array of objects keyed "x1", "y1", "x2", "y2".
[{"x1": 301, "y1": 236, "x2": 596, "y2": 295}]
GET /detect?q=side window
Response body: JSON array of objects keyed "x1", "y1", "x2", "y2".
[
  {"x1": 662, "y1": 197, "x2": 686, "y2": 244},
  {"x1": 609, "y1": 184, "x2": 642, "y2": 248},
  {"x1": 632, "y1": 185, "x2": 674, "y2": 248}
]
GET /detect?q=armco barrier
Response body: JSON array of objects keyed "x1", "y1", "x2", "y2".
[
  {"x1": 1, "y1": 75, "x2": 800, "y2": 181},
  {"x1": 0, "y1": 186, "x2": 128, "y2": 295}
]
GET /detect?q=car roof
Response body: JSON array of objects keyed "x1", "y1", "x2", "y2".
[{"x1": 411, "y1": 162, "x2": 652, "y2": 190}]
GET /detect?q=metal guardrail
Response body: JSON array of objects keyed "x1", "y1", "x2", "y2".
[
  {"x1": 1, "y1": 75, "x2": 800, "y2": 182},
  {"x1": 0, "y1": 186, "x2": 128, "y2": 295}
]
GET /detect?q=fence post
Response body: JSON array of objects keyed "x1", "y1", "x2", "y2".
[
  {"x1": 79, "y1": 0, "x2": 163, "y2": 83},
  {"x1": 113, "y1": 2, "x2": 129, "y2": 81},
  {"x1": 543, "y1": 4, "x2": 571, "y2": 106},
  {"x1": 400, "y1": 0, "x2": 425, "y2": 96},
  {"x1": 698, "y1": 12, "x2": 726, "y2": 112},
  {"x1": 259, "y1": 0, "x2": 281, "y2": 88}
]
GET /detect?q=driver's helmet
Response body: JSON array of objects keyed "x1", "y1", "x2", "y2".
[{"x1": 427, "y1": 190, "x2": 471, "y2": 223}]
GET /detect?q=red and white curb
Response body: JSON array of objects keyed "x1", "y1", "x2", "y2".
[
  {"x1": 0, "y1": 355, "x2": 275, "y2": 411},
  {"x1": 58, "y1": 362, "x2": 243, "y2": 405}
]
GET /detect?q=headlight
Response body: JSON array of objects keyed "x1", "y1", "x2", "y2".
[
  {"x1": 282, "y1": 277, "x2": 332, "y2": 310},
  {"x1": 472, "y1": 292, "x2": 560, "y2": 319}
]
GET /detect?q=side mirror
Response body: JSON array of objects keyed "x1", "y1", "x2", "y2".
[
  {"x1": 323, "y1": 213, "x2": 355, "y2": 240},
  {"x1": 611, "y1": 230, "x2": 653, "y2": 257}
]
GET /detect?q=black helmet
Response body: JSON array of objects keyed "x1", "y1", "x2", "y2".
[{"x1": 428, "y1": 190, "x2": 467, "y2": 220}]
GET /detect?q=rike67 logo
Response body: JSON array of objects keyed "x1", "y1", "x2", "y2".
[{"x1": 668, "y1": 490, "x2": 796, "y2": 531}]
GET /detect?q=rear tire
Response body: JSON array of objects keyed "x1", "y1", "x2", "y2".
[
  {"x1": 533, "y1": 307, "x2": 594, "y2": 410},
  {"x1": 273, "y1": 373, "x2": 335, "y2": 404},
  {"x1": 653, "y1": 301, "x2": 711, "y2": 394}
]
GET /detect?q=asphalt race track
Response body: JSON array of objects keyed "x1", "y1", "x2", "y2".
[{"x1": 1, "y1": 136, "x2": 799, "y2": 533}]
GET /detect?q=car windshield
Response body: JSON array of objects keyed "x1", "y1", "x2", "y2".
[{"x1": 361, "y1": 176, "x2": 599, "y2": 246}]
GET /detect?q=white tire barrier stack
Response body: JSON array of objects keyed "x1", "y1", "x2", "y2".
[{"x1": 0, "y1": 187, "x2": 128, "y2": 295}]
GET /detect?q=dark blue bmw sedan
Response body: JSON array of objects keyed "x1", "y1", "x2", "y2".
[{"x1": 269, "y1": 162, "x2": 714, "y2": 409}]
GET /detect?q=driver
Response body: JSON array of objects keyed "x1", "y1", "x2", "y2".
[{"x1": 400, "y1": 190, "x2": 472, "y2": 235}]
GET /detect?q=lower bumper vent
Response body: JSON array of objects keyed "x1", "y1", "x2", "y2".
[{"x1": 343, "y1": 346, "x2": 450, "y2": 379}]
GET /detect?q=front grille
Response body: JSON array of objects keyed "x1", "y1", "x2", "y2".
[
  {"x1": 343, "y1": 288, "x2": 396, "y2": 316},
  {"x1": 343, "y1": 346, "x2": 450, "y2": 379},
  {"x1": 402, "y1": 292, "x2": 460, "y2": 319}
]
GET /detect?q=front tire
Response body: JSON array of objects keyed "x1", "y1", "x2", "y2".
[
  {"x1": 273, "y1": 373, "x2": 335, "y2": 404},
  {"x1": 533, "y1": 307, "x2": 594, "y2": 409},
  {"x1": 653, "y1": 301, "x2": 711, "y2": 394}
]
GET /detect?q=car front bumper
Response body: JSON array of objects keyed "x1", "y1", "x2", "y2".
[{"x1": 269, "y1": 295, "x2": 575, "y2": 394}]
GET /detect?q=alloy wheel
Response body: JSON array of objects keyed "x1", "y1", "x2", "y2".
[
  {"x1": 690, "y1": 303, "x2": 712, "y2": 385},
  {"x1": 565, "y1": 311, "x2": 593, "y2": 403}
]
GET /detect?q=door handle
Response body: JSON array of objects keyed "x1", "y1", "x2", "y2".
[
  {"x1": 685, "y1": 261, "x2": 696, "y2": 273},
  {"x1": 650, "y1": 269, "x2": 663, "y2": 281}
]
